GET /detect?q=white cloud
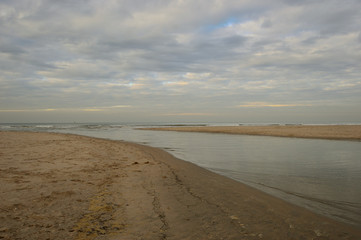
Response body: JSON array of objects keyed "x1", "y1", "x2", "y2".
[
  {"x1": 0, "y1": 105, "x2": 132, "y2": 113},
  {"x1": 162, "y1": 112, "x2": 214, "y2": 116},
  {"x1": 1, "y1": 0, "x2": 361, "y2": 123},
  {"x1": 237, "y1": 102, "x2": 313, "y2": 108}
]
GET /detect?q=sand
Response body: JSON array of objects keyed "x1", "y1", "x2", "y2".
[
  {"x1": 141, "y1": 125, "x2": 361, "y2": 141},
  {"x1": 1, "y1": 131, "x2": 361, "y2": 240}
]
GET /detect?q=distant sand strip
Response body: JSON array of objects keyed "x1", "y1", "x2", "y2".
[
  {"x1": 1, "y1": 131, "x2": 361, "y2": 240},
  {"x1": 141, "y1": 125, "x2": 361, "y2": 141}
]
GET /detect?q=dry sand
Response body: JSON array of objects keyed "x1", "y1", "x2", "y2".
[
  {"x1": 141, "y1": 125, "x2": 361, "y2": 141},
  {"x1": 1, "y1": 131, "x2": 361, "y2": 240}
]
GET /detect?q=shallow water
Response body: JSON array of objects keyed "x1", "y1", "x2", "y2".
[{"x1": 2, "y1": 123, "x2": 361, "y2": 228}]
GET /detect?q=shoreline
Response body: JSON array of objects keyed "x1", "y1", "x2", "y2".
[
  {"x1": 1, "y1": 131, "x2": 361, "y2": 239},
  {"x1": 140, "y1": 125, "x2": 361, "y2": 141}
]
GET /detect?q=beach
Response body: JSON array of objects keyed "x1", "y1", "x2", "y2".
[
  {"x1": 1, "y1": 131, "x2": 361, "y2": 240},
  {"x1": 141, "y1": 125, "x2": 361, "y2": 141}
]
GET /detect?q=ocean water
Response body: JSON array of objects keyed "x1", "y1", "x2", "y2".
[{"x1": 1, "y1": 122, "x2": 361, "y2": 228}]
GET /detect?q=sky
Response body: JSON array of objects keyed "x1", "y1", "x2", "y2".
[{"x1": 1, "y1": 0, "x2": 361, "y2": 123}]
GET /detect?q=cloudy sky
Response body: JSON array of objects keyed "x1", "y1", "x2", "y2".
[{"x1": 1, "y1": 0, "x2": 361, "y2": 123}]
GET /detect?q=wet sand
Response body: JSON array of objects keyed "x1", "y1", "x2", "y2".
[
  {"x1": 1, "y1": 131, "x2": 361, "y2": 240},
  {"x1": 141, "y1": 125, "x2": 361, "y2": 141}
]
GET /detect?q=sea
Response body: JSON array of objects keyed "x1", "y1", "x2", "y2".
[{"x1": 1, "y1": 122, "x2": 361, "y2": 228}]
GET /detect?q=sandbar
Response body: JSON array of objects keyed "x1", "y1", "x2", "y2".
[
  {"x1": 1, "y1": 131, "x2": 361, "y2": 239},
  {"x1": 141, "y1": 125, "x2": 361, "y2": 141}
]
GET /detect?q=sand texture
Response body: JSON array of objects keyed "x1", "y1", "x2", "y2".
[
  {"x1": 141, "y1": 125, "x2": 361, "y2": 141},
  {"x1": 1, "y1": 131, "x2": 361, "y2": 240}
]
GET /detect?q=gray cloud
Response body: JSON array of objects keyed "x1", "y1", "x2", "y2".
[{"x1": 1, "y1": 0, "x2": 360, "y2": 123}]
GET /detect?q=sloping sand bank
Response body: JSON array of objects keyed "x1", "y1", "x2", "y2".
[
  {"x1": 141, "y1": 125, "x2": 361, "y2": 141},
  {"x1": 1, "y1": 132, "x2": 360, "y2": 240}
]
